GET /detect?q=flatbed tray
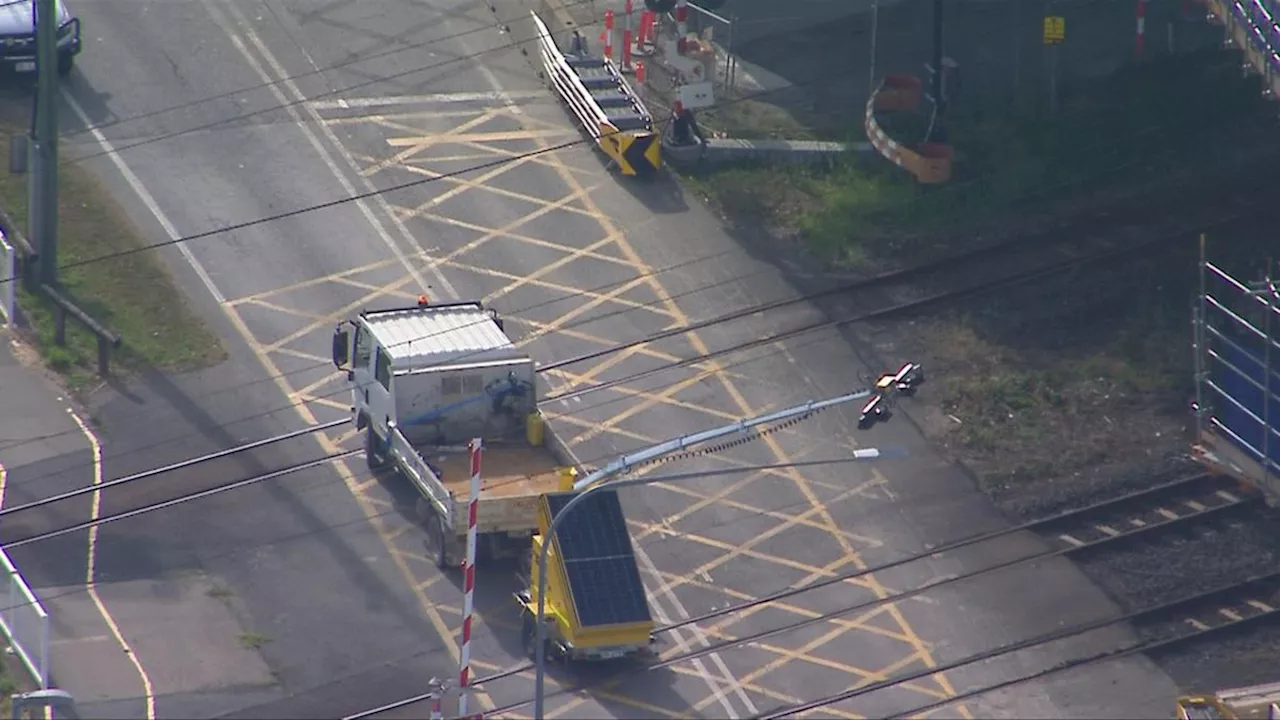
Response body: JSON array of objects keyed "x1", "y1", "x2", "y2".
[{"x1": 425, "y1": 444, "x2": 563, "y2": 499}]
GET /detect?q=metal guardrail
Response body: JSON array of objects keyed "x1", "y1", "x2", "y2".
[
  {"x1": 0, "y1": 547, "x2": 50, "y2": 689},
  {"x1": 0, "y1": 203, "x2": 123, "y2": 375},
  {"x1": 0, "y1": 230, "x2": 14, "y2": 327},
  {"x1": 40, "y1": 283, "x2": 122, "y2": 376}
]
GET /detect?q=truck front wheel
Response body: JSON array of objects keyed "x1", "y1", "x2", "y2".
[{"x1": 365, "y1": 426, "x2": 389, "y2": 471}]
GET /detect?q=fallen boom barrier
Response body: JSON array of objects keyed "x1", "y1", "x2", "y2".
[{"x1": 532, "y1": 10, "x2": 661, "y2": 177}]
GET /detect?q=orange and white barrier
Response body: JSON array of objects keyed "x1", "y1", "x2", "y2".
[{"x1": 622, "y1": 0, "x2": 634, "y2": 72}]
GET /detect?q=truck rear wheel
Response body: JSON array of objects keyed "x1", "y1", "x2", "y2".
[
  {"x1": 422, "y1": 511, "x2": 450, "y2": 569},
  {"x1": 521, "y1": 612, "x2": 547, "y2": 660}
]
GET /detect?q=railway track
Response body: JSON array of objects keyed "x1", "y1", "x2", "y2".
[
  {"x1": 346, "y1": 471, "x2": 1269, "y2": 719},
  {"x1": 767, "y1": 571, "x2": 1280, "y2": 720},
  {"x1": 1031, "y1": 473, "x2": 1258, "y2": 554}
]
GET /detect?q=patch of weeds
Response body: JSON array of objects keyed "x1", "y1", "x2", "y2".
[
  {"x1": 206, "y1": 585, "x2": 232, "y2": 600},
  {"x1": 687, "y1": 51, "x2": 1273, "y2": 269},
  {"x1": 238, "y1": 632, "x2": 271, "y2": 651},
  {"x1": 0, "y1": 123, "x2": 226, "y2": 393}
]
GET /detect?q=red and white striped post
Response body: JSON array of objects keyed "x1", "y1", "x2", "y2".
[
  {"x1": 1136, "y1": 0, "x2": 1149, "y2": 61},
  {"x1": 603, "y1": 9, "x2": 615, "y2": 62},
  {"x1": 635, "y1": 61, "x2": 646, "y2": 100},
  {"x1": 636, "y1": 9, "x2": 652, "y2": 54},
  {"x1": 458, "y1": 438, "x2": 483, "y2": 719},
  {"x1": 675, "y1": 0, "x2": 688, "y2": 54},
  {"x1": 621, "y1": 0, "x2": 634, "y2": 72}
]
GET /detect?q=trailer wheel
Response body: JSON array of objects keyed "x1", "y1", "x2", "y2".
[
  {"x1": 521, "y1": 612, "x2": 547, "y2": 660},
  {"x1": 365, "y1": 426, "x2": 390, "y2": 471},
  {"x1": 422, "y1": 510, "x2": 450, "y2": 569}
]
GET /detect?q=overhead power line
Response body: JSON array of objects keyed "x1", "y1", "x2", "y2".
[
  {"x1": 8, "y1": 177, "x2": 1272, "y2": 500},
  {"x1": 57, "y1": 0, "x2": 599, "y2": 144},
  {"x1": 4, "y1": 52, "x2": 935, "y2": 290},
  {"x1": 9, "y1": 129, "x2": 1249, "y2": 472}
]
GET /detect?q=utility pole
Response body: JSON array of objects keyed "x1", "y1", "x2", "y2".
[
  {"x1": 869, "y1": 0, "x2": 880, "y2": 94},
  {"x1": 926, "y1": 0, "x2": 946, "y2": 142},
  {"x1": 31, "y1": 0, "x2": 60, "y2": 286}
]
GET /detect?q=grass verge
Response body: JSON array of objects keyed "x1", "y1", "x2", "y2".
[
  {"x1": 0, "y1": 123, "x2": 225, "y2": 392},
  {"x1": 684, "y1": 50, "x2": 1279, "y2": 509},
  {"x1": 865, "y1": 238, "x2": 1275, "y2": 518},
  {"x1": 1, "y1": 651, "x2": 28, "y2": 719},
  {"x1": 685, "y1": 50, "x2": 1273, "y2": 270}
]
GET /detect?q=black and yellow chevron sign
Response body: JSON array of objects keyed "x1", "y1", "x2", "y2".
[
  {"x1": 599, "y1": 124, "x2": 661, "y2": 177},
  {"x1": 618, "y1": 131, "x2": 661, "y2": 177}
]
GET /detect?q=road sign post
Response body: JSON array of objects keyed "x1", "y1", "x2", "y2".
[{"x1": 1043, "y1": 15, "x2": 1065, "y2": 115}]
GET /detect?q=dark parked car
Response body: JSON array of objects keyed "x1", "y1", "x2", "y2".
[{"x1": 0, "y1": 0, "x2": 81, "y2": 77}]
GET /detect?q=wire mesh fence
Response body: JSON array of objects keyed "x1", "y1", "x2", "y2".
[{"x1": 1, "y1": 547, "x2": 51, "y2": 688}]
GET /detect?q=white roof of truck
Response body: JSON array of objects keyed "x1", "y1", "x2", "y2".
[{"x1": 363, "y1": 303, "x2": 526, "y2": 368}]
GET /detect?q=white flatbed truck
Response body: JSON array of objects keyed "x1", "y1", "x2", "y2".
[{"x1": 331, "y1": 299, "x2": 575, "y2": 568}]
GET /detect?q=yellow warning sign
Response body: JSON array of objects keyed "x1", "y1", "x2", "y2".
[
  {"x1": 1043, "y1": 15, "x2": 1065, "y2": 45},
  {"x1": 597, "y1": 123, "x2": 661, "y2": 177}
]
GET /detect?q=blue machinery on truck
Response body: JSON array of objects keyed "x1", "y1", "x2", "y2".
[{"x1": 531, "y1": 10, "x2": 662, "y2": 177}]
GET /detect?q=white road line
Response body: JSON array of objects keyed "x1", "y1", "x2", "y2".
[
  {"x1": 62, "y1": 92, "x2": 226, "y2": 305},
  {"x1": 64, "y1": 4, "x2": 480, "y2": 712},
  {"x1": 559, "y1": 441, "x2": 747, "y2": 718},
  {"x1": 634, "y1": 545, "x2": 757, "y2": 717},
  {"x1": 68, "y1": 410, "x2": 156, "y2": 720},
  {"x1": 307, "y1": 91, "x2": 546, "y2": 111},
  {"x1": 207, "y1": 0, "x2": 459, "y2": 302}
]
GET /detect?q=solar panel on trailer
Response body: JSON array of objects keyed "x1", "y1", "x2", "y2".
[
  {"x1": 544, "y1": 491, "x2": 633, "y2": 561},
  {"x1": 565, "y1": 557, "x2": 651, "y2": 626},
  {"x1": 545, "y1": 490, "x2": 652, "y2": 627}
]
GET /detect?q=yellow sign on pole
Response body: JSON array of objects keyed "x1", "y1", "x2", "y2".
[{"x1": 1043, "y1": 15, "x2": 1065, "y2": 45}]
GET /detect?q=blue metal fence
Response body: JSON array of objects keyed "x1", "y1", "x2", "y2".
[
  {"x1": 1226, "y1": 0, "x2": 1280, "y2": 74},
  {"x1": 1202, "y1": 261, "x2": 1280, "y2": 474}
]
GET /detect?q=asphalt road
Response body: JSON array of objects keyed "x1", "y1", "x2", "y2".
[{"x1": 12, "y1": 0, "x2": 1188, "y2": 716}]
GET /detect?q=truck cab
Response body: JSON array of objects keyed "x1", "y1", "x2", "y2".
[
  {"x1": 0, "y1": 0, "x2": 82, "y2": 77},
  {"x1": 332, "y1": 299, "x2": 570, "y2": 568}
]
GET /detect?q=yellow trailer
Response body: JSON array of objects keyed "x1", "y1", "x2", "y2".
[
  {"x1": 516, "y1": 489, "x2": 655, "y2": 662},
  {"x1": 1176, "y1": 682, "x2": 1280, "y2": 719}
]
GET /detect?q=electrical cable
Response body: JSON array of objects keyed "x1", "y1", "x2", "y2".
[
  {"x1": 340, "y1": 468, "x2": 1217, "y2": 717},
  {"x1": 1, "y1": 61, "x2": 854, "y2": 290},
  {"x1": 0, "y1": 456, "x2": 890, "y2": 625},
  {"x1": 7, "y1": 131, "x2": 1241, "y2": 473},
  {"x1": 0, "y1": 12, "x2": 1264, "y2": 717},
  {"x1": 749, "y1": 571, "x2": 1280, "y2": 720},
  {"x1": 0, "y1": 247, "x2": 748, "y2": 471},
  {"x1": 54, "y1": 0, "x2": 600, "y2": 143},
  {"x1": 12, "y1": 44, "x2": 1255, "y2": 289},
  {"x1": 6, "y1": 185, "x2": 1269, "y2": 504},
  {"x1": 56, "y1": 0, "x2": 595, "y2": 167},
  {"x1": 0, "y1": 454, "x2": 882, "y2": 553}
]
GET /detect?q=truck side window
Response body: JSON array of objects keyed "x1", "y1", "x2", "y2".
[
  {"x1": 375, "y1": 348, "x2": 391, "y2": 390},
  {"x1": 354, "y1": 325, "x2": 373, "y2": 369},
  {"x1": 441, "y1": 375, "x2": 463, "y2": 396},
  {"x1": 463, "y1": 374, "x2": 483, "y2": 395}
]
